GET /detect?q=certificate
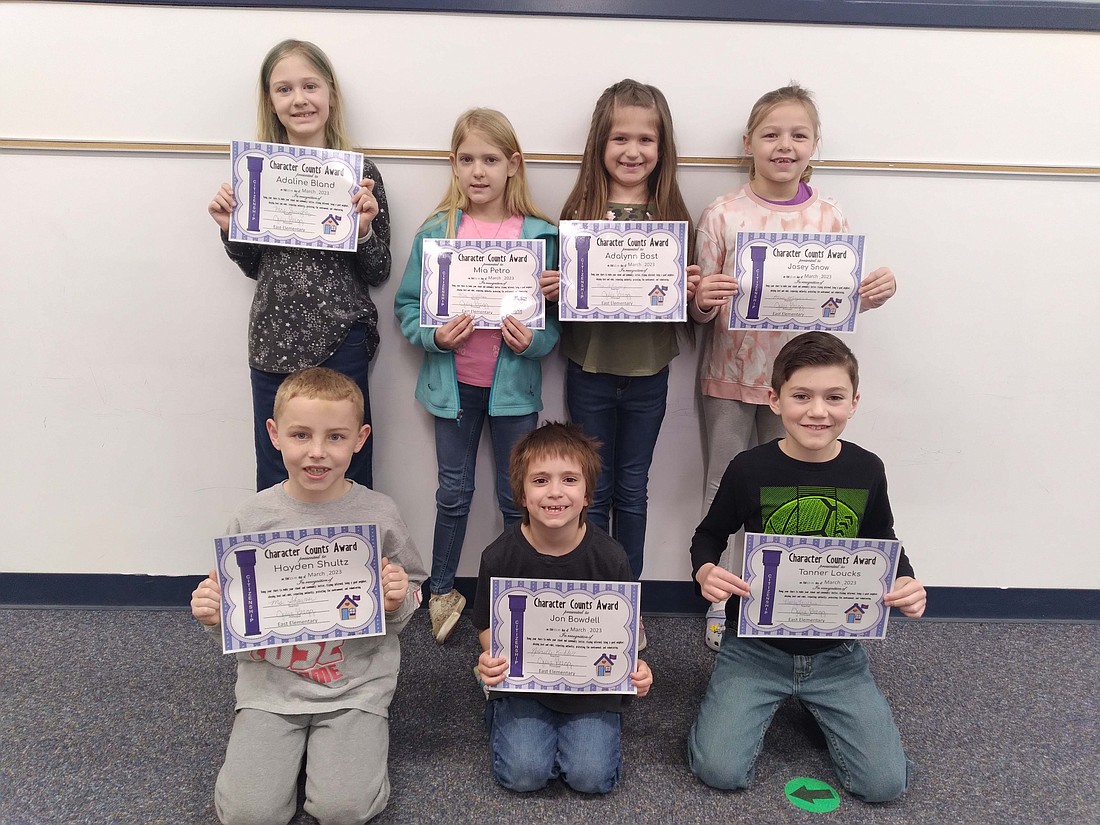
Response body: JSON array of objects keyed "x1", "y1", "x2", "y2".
[
  {"x1": 737, "y1": 533, "x2": 901, "y2": 640},
  {"x1": 558, "y1": 220, "x2": 688, "y2": 321},
  {"x1": 229, "y1": 140, "x2": 363, "y2": 252},
  {"x1": 419, "y1": 239, "x2": 545, "y2": 330},
  {"x1": 488, "y1": 578, "x2": 640, "y2": 694},
  {"x1": 213, "y1": 524, "x2": 385, "y2": 654},
  {"x1": 728, "y1": 232, "x2": 865, "y2": 332}
]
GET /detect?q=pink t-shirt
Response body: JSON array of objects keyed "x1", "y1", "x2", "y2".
[{"x1": 453, "y1": 213, "x2": 525, "y2": 387}]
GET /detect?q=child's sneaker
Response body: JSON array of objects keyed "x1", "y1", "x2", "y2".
[
  {"x1": 705, "y1": 600, "x2": 727, "y2": 651},
  {"x1": 428, "y1": 589, "x2": 466, "y2": 644}
]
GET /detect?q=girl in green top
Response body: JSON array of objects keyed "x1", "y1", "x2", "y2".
[{"x1": 550, "y1": 80, "x2": 699, "y2": 631}]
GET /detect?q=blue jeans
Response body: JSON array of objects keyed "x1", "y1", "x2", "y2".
[
  {"x1": 688, "y1": 634, "x2": 913, "y2": 802},
  {"x1": 250, "y1": 324, "x2": 374, "y2": 493},
  {"x1": 485, "y1": 695, "x2": 622, "y2": 794},
  {"x1": 430, "y1": 382, "x2": 537, "y2": 595},
  {"x1": 565, "y1": 361, "x2": 669, "y2": 579}
]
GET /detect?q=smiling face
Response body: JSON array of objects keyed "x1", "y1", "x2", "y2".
[
  {"x1": 267, "y1": 53, "x2": 332, "y2": 147},
  {"x1": 450, "y1": 130, "x2": 519, "y2": 222},
  {"x1": 744, "y1": 101, "x2": 818, "y2": 201},
  {"x1": 266, "y1": 396, "x2": 368, "y2": 502},
  {"x1": 768, "y1": 364, "x2": 859, "y2": 462},
  {"x1": 603, "y1": 104, "x2": 660, "y2": 203},
  {"x1": 520, "y1": 452, "x2": 590, "y2": 536}
]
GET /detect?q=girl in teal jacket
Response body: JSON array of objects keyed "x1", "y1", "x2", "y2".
[{"x1": 394, "y1": 108, "x2": 559, "y2": 644}]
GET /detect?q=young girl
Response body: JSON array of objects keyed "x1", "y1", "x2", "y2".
[
  {"x1": 691, "y1": 84, "x2": 897, "y2": 648},
  {"x1": 552, "y1": 80, "x2": 699, "y2": 643},
  {"x1": 394, "y1": 109, "x2": 559, "y2": 644},
  {"x1": 208, "y1": 40, "x2": 390, "y2": 492}
]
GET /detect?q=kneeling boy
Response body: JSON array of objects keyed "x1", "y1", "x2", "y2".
[
  {"x1": 687, "y1": 332, "x2": 926, "y2": 803},
  {"x1": 190, "y1": 367, "x2": 426, "y2": 825},
  {"x1": 473, "y1": 422, "x2": 653, "y2": 794}
]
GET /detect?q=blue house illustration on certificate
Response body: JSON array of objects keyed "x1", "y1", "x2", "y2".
[
  {"x1": 648, "y1": 285, "x2": 668, "y2": 306},
  {"x1": 321, "y1": 214, "x2": 342, "y2": 235},
  {"x1": 845, "y1": 603, "x2": 868, "y2": 624},
  {"x1": 337, "y1": 594, "x2": 360, "y2": 621},
  {"x1": 821, "y1": 296, "x2": 842, "y2": 318},
  {"x1": 593, "y1": 653, "x2": 617, "y2": 677}
]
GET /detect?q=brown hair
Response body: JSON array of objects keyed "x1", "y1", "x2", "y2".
[
  {"x1": 744, "y1": 83, "x2": 821, "y2": 184},
  {"x1": 273, "y1": 367, "x2": 364, "y2": 424},
  {"x1": 256, "y1": 40, "x2": 352, "y2": 150},
  {"x1": 560, "y1": 79, "x2": 694, "y2": 260},
  {"x1": 771, "y1": 332, "x2": 859, "y2": 394},
  {"x1": 426, "y1": 108, "x2": 551, "y2": 235},
  {"x1": 509, "y1": 422, "x2": 602, "y2": 525}
]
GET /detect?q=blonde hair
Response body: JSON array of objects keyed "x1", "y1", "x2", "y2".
[
  {"x1": 256, "y1": 40, "x2": 353, "y2": 151},
  {"x1": 744, "y1": 83, "x2": 821, "y2": 184},
  {"x1": 272, "y1": 367, "x2": 364, "y2": 424},
  {"x1": 560, "y1": 79, "x2": 694, "y2": 260},
  {"x1": 424, "y1": 108, "x2": 550, "y2": 236}
]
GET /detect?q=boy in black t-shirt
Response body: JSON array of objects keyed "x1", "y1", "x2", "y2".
[
  {"x1": 472, "y1": 422, "x2": 653, "y2": 794},
  {"x1": 688, "y1": 332, "x2": 927, "y2": 803}
]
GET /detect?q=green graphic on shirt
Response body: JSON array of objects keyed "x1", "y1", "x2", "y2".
[{"x1": 762, "y1": 485, "x2": 867, "y2": 537}]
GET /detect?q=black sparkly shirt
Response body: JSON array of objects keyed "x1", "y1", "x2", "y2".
[{"x1": 221, "y1": 158, "x2": 392, "y2": 373}]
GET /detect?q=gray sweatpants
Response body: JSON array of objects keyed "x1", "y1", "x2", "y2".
[{"x1": 215, "y1": 707, "x2": 389, "y2": 825}]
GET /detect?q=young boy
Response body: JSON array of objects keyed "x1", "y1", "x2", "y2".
[
  {"x1": 190, "y1": 367, "x2": 426, "y2": 825},
  {"x1": 687, "y1": 332, "x2": 926, "y2": 803},
  {"x1": 472, "y1": 422, "x2": 653, "y2": 794}
]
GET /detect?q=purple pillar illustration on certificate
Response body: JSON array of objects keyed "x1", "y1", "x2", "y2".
[
  {"x1": 747, "y1": 245, "x2": 767, "y2": 320},
  {"x1": 246, "y1": 155, "x2": 264, "y2": 232},
  {"x1": 575, "y1": 234, "x2": 592, "y2": 310},
  {"x1": 234, "y1": 549, "x2": 262, "y2": 636},
  {"x1": 758, "y1": 548, "x2": 782, "y2": 625},
  {"x1": 436, "y1": 251, "x2": 453, "y2": 316},
  {"x1": 507, "y1": 594, "x2": 528, "y2": 677}
]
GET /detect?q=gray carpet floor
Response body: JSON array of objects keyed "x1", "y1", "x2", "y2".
[{"x1": 1, "y1": 608, "x2": 1096, "y2": 824}]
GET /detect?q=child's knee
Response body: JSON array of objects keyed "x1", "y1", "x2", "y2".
[
  {"x1": 847, "y1": 757, "x2": 910, "y2": 803},
  {"x1": 687, "y1": 727, "x2": 753, "y2": 791},
  {"x1": 561, "y1": 762, "x2": 620, "y2": 795},
  {"x1": 215, "y1": 788, "x2": 294, "y2": 825},
  {"x1": 307, "y1": 784, "x2": 389, "y2": 825},
  {"x1": 492, "y1": 752, "x2": 554, "y2": 793}
]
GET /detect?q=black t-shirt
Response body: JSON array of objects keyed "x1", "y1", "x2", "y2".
[
  {"x1": 690, "y1": 439, "x2": 915, "y2": 655},
  {"x1": 473, "y1": 522, "x2": 633, "y2": 714}
]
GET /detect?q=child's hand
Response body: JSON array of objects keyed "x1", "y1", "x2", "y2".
[
  {"x1": 208, "y1": 183, "x2": 235, "y2": 233},
  {"x1": 539, "y1": 270, "x2": 560, "y2": 301},
  {"x1": 434, "y1": 314, "x2": 474, "y2": 350},
  {"x1": 695, "y1": 562, "x2": 750, "y2": 603},
  {"x1": 190, "y1": 569, "x2": 222, "y2": 626},
  {"x1": 380, "y1": 557, "x2": 409, "y2": 612},
  {"x1": 631, "y1": 659, "x2": 653, "y2": 698},
  {"x1": 353, "y1": 178, "x2": 381, "y2": 239},
  {"x1": 478, "y1": 650, "x2": 509, "y2": 687},
  {"x1": 859, "y1": 266, "x2": 896, "y2": 311},
  {"x1": 884, "y1": 575, "x2": 927, "y2": 618},
  {"x1": 694, "y1": 272, "x2": 738, "y2": 311},
  {"x1": 686, "y1": 264, "x2": 702, "y2": 303},
  {"x1": 501, "y1": 314, "x2": 532, "y2": 354}
]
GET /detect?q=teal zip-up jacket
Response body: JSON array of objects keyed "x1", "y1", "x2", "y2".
[{"x1": 394, "y1": 212, "x2": 560, "y2": 419}]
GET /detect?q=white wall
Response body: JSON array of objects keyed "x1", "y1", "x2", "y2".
[{"x1": 2, "y1": 2, "x2": 1098, "y2": 589}]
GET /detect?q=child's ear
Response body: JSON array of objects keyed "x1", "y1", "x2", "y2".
[
  {"x1": 354, "y1": 424, "x2": 371, "y2": 452},
  {"x1": 266, "y1": 419, "x2": 281, "y2": 452},
  {"x1": 742, "y1": 132, "x2": 752, "y2": 155},
  {"x1": 849, "y1": 392, "x2": 860, "y2": 418},
  {"x1": 448, "y1": 152, "x2": 458, "y2": 175},
  {"x1": 767, "y1": 389, "x2": 781, "y2": 416},
  {"x1": 507, "y1": 152, "x2": 520, "y2": 178}
]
